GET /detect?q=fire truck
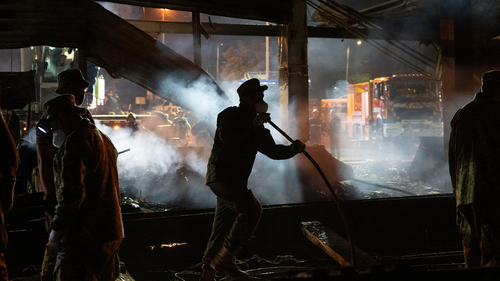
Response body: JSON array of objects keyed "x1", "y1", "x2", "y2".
[{"x1": 322, "y1": 74, "x2": 442, "y2": 148}]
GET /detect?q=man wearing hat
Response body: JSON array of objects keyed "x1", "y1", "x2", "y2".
[
  {"x1": 42, "y1": 95, "x2": 124, "y2": 280},
  {"x1": 199, "y1": 78, "x2": 305, "y2": 281},
  {"x1": 449, "y1": 70, "x2": 500, "y2": 268},
  {"x1": 36, "y1": 69, "x2": 94, "y2": 280}
]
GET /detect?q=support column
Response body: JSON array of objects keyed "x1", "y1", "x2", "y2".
[
  {"x1": 192, "y1": 12, "x2": 202, "y2": 67},
  {"x1": 278, "y1": 0, "x2": 308, "y2": 141},
  {"x1": 440, "y1": 0, "x2": 473, "y2": 191}
]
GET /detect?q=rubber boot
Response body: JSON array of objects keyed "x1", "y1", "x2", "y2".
[
  {"x1": 199, "y1": 264, "x2": 216, "y2": 281},
  {"x1": 210, "y1": 246, "x2": 249, "y2": 280}
]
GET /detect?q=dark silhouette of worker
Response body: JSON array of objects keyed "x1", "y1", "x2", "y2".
[
  {"x1": 5, "y1": 110, "x2": 21, "y2": 146},
  {"x1": 36, "y1": 69, "x2": 93, "y2": 281},
  {"x1": 449, "y1": 69, "x2": 500, "y2": 268},
  {"x1": 199, "y1": 78, "x2": 305, "y2": 281},
  {"x1": 0, "y1": 104, "x2": 17, "y2": 281},
  {"x1": 309, "y1": 108, "x2": 325, "y2": 145},
  {"x1": 328, "y1": 109, "x2": 341, "y2": 159},
  {"x1": 43, "y1": 94, "x2": 123, "y2": 280},
  {"x1": 104, "y1": 90, "x2": 119, "y2": 114}
]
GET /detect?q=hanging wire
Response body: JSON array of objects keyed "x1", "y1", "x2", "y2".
[
  {"x1": 306, "y1": 0, "x2": 438, "y2": 80},
  {"x1": 321, "y1": 0, "x2": 436, "y2": 67}
]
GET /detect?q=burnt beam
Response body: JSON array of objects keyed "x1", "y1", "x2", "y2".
[
  {"x1": 126, "y1": 20, "x2": 427, "y2": 41},
  {"x1": 302, "y1": 221, "x2": 380, "y2": 271}
]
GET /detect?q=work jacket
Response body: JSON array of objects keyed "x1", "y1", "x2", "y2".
[
  {"x1": 52, "y1": 118, "x2": 124, "y2": 243},
  {"x1": 449, "y1": 92, "x2": 500, "y2": 208},
  {"x1": 206, "y1": 104, "x2": 297, "y2": 186}
]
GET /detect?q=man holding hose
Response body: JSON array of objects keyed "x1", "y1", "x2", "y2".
[{"x1": 200, "y1": 78, "x2": 305, "y2": 281}]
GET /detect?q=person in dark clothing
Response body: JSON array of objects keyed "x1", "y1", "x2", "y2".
[
  {"x1": 104, "y1": 90, "x2": 119, "y2": 114},
  {"x1": 0, "y1": 104, "x2": 17, "y2": 281},
  {"x1": 328, "y1": 109, "x2": 341, "y2": 159},
  {"x1": 36, "y1": 69, "x2": 93, "y2": 281},
  {"x1": 200, "y1": 78, "x2": 305, "y2": 281},
  {"x1": 309, "y1": 108, "x2": 325, "y2": 145},
  {"x1": 44, "y1": 95, "x2": 124, "y2": 280},
  {"x1": 449, "y1": 70, "x2": 500, "y2": 268}
]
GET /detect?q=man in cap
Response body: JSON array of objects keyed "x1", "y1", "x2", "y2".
[
  {"x1": 449, "y1": 70, "x2": 500, "y2": 268},
  {"x1": 36, "y1": 69, "x2": 93, "y2": 280},
  {"x1": 42, "y1": 94, "x2": 124, "y2": 280},
  {"x1": 0, "y1": 104, "x2": 17, "y2": 281},
  {"x1": 199, "y1": 78, "x2": 306, "y2": 281}
]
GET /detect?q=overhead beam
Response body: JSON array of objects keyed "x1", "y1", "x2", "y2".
[
  {"x1": 97, "y1": 0, "x2": 293, "y2": 24},
  {"x1": 126, "y1": 20, "x2": 427, "y2": 40}
]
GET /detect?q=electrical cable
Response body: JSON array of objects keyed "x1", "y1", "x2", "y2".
[
  {"x1": 306, "y1": 0, "x2": 439, "y2": 79},
  {"x1": 319, "y1": 0, "x2": 436, "y2": 68},
  {"x1": 267, "y1": 120, "x2": 356, "y2": 268}
]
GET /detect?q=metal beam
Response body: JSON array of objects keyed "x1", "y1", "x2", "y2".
[{"x1": 126, "y1": 20, "x2": 426, "y2": 40}]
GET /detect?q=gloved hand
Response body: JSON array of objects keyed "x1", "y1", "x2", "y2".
[
  {"x1": 253, "y1": 113, "x2": 271, "y2": 127},
  {"x1": 290, "y1": 139, "x2": 306, "y2": 153}
]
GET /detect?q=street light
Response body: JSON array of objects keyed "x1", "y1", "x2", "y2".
[
  {"x1": 161, "y1": 8, "x2": 169, "y2": 45},
  {"x1": 346, "y1": 40, "x2": 362, "y2": 83}
]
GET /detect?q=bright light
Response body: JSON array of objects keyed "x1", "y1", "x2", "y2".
[
  {"x1": 113, "y1": 125, "x2": 120, "y2": 130},
  {"x1": 357, "y1": 41, "x2": 362, "y2": 45}
]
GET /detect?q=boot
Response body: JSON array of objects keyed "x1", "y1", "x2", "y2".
[
  {"x1": 210, "y1": 245, "x2": 249, "y2": 280},
  {"x1": 199, "y1": 264, "x2": 216, "y2": 281}
]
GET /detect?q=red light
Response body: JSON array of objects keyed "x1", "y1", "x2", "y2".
[{"x1": 113, "y1": 125, "x2": 120, "y2": 130}]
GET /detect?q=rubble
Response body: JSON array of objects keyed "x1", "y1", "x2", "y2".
[{"x1": 345, "y1": 160, "x2": 449, "y2": 199}]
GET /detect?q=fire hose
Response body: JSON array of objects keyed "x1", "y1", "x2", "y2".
[{"x1": 268, "y1": 120, "x2": 356, "y2": 268}]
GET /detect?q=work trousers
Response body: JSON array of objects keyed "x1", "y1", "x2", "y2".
[
  {"x1": 53, "y1": 237, "x2": 122, "y2": 281},
  {"x1": 202, "y1": 180, "x2": 262, "y2": 265},
  {"x1": 329, "y1": 135, "x2": 340, "y2": 159},
  {"x1": 457, "y1": 204, "x2": 500, "y2": 268}
]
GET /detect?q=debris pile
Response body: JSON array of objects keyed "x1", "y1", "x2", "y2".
[{"x1": 344, "y1": 160, "x2": 450, "y2": 199}]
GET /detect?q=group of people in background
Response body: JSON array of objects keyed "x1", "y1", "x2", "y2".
[{"x1": 308, "y1": 107, "x2": 342, "y2": 159}]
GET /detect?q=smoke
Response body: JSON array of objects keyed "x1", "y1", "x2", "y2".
[
  {"x1": 92, "y1": 74, "x2": 307, "y2": 209},
  {"x1": 325, "y1": 80, "x2": 347, "y2": 99},
  {"x1": 96, "y1": 122, "x2": 217, "y2": 208}
]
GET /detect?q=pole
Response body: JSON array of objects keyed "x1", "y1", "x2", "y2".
[
  {"x1": 346, "y1": 45, "x2": 350, "y2": 83},
  {"x1": 192, "y1": 12, "x2": 202, "y2": 67},
  {"x1": 216, "y1": 44, "x2": 220, "y2": 82},
  {"x1": 266, "y1": 22, "x2": 270, "y2": 80},
  {"x1": 162, "y1": 9, "x2": 165, "y2": 45}
]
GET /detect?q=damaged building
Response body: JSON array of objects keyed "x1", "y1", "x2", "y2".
[{"x1": 1, "y1": 0, "x2": 500, "y2": 280}]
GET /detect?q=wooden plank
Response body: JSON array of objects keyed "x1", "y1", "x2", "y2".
[{"x1": 302, "y1": 221, "x2": 380, "y2": 271}]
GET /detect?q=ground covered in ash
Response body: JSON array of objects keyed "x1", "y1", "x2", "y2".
[
  {"x1": 121, "y1": 159, "x2": 453, "y2": 213},
  {"x1": 343, "y1": 160, "x2": 452, "y2": 199}
]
